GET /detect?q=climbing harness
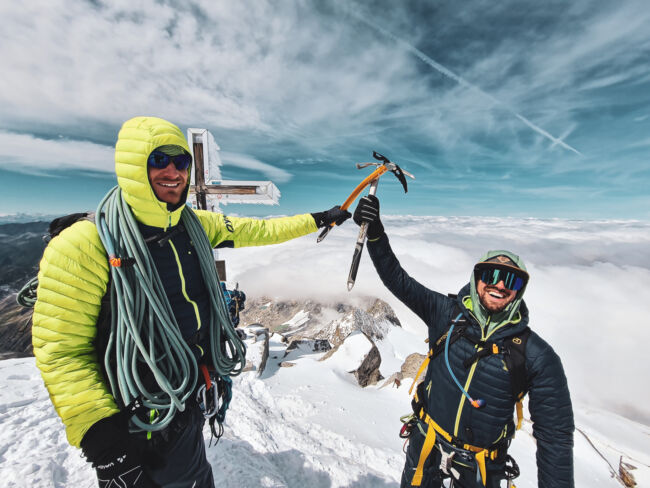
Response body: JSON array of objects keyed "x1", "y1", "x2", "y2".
[
  {"x1": 95, "y1": 186, "x2": 246, "y2": 433},
  {"x1": 196, "y1": 364, "x2": 232, "y2": 446},
  {"x1": 403, "y1": 305, "x2": 529, "y2": 486}
]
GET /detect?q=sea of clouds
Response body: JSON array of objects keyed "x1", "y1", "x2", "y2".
[{"x1": 218, "y1": 215, "x2": 650, "y2": 425}]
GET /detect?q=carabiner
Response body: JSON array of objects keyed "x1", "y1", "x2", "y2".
[{"x1": 196, "y1": 383, "x2": 219, "y2": 418}]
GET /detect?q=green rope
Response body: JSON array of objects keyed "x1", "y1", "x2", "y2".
[
  {"x1": 16, "y1": 277, "x2": 38, "y2": 308},
  {"x1": 96, "y1": 186, "x2": 246, "y2": 432}
]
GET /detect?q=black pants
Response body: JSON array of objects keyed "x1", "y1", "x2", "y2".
[
  {"x1": 142, "y1": 404, "x2": 215, "y2": 488},
  {"x1": 400, "y1": 427, "x2": 505, "y2": 488}
]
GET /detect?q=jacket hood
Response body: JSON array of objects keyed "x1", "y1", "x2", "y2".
[
  {"x1": 467, "y1": 249, "x2": 529, "y2": 334},
  {"x1": 114, "y1": 116, "x2": 191, "y2": 228}
]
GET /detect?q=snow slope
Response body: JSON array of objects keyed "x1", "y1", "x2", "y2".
[{"x1": 1, "y1": 326, "x2": 648, "y2": 487}]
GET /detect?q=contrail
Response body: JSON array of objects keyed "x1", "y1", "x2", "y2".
[
  {"x1": 550, "y1": 123, "x2": 577, "y2": 149},
  {"x1": 352, "y1": 14, "x2": 582, "y2": 156}
]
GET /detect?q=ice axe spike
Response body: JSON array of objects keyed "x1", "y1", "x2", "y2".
[{"x1": 316, "y1": 152, "x2": 415, "y2": 243}]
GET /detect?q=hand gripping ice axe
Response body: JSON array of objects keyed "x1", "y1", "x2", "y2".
[{"x1": 316, "y1": 151, "x2": 414, "y2": 290}]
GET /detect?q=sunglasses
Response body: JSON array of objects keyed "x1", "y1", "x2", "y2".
[
  {"x1": 474, "y1": 264, "x2": 528, "y2": 292},
  {"x1": 147, "y1": 151, "x2": 192, "y2": 171}
]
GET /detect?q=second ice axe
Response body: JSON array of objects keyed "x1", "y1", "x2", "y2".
[
  {"x1": 340, "y1": 152, "x2": 415, "y2": 290},
  {"x1": 317, "y1": 151, "x2": 414, "y2": 243}
]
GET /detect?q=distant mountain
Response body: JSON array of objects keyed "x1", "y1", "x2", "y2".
[
  {"x1": 0, "y1": 221, "x2": 48, "y2": 298},
  {"x1": 0, "y1": 213, "x2": 57, "y2": 224}
]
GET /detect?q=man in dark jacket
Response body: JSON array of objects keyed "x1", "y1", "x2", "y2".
[{"x1": 353, "y1": 195, "x2": 573, "y2": 488}]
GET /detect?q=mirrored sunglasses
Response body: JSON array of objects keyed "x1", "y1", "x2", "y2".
[
  {"x1": 147, "y1": 151, "x2": 192, "y2": 170},
  {"x1": 474, "y1": 264, "x2": 527, "y2": 292}
]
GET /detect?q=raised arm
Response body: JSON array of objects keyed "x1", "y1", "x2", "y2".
[
  {"x1": 357, "y1": 196, "x2": 448, "y2": 326},
  {"x1": 195, "y1": 206, "x2": 350, "y2": 249},
  {"x1": 526, "y1": 335, "x2": 575, "y2": 488}
]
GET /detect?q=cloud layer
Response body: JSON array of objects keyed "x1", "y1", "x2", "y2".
[{"x1": 219, "y1": 215, "x2": 650, "y2": 424}]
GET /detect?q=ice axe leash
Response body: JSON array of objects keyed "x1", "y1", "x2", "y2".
[{"x1": 316, "y1": 151, "x2": 414, "y2": 243}]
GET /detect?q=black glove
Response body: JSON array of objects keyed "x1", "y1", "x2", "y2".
[
  {"x1": 311, "y1": 206, "x2": 352, "y2": 228},
  {"x1": 81, "y1": 409, "x2": 158, "y2": 488},
  {"x1": 353, "y1": 195, "x2": 384, "y2": 240}
]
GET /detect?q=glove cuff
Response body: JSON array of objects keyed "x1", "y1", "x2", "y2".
[
  {"x1": 310, "y1": 212, "x2": 325, "y2": 228},
  {"x1": 80, "y1": 413, "x2": 128, "y2": 463},
  {"x1": 366, "y1": 220, "x2": 385, "y2": 241}
]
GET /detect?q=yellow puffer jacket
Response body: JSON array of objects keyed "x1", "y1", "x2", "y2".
[{"x1": 32, "y1": 116, "x2": 317, "y2": 447}]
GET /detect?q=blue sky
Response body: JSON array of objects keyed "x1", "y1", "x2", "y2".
[{"x1": 1, "y1": 0, "x2": 649, "y2": 219}]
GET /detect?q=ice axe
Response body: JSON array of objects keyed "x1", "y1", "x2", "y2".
[{"x1": 316, "y1": 151, "x2": 414, "y2": 244}]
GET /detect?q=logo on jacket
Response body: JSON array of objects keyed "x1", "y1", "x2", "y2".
[{"x1": 223, "y1": 216, "x2": 234, "y2": 233}]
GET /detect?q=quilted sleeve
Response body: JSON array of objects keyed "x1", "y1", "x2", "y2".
[
  {"x1": 367, "y1": 233, "x2": 449, "y2": 330},
  {"x1": 32, "y1": 220, "x2": 119, "y2": 448},
  {"x1": 194, "y1": 210, "x2": 318, "y2": 248},
  {"x1": 527, "y1": 334, "x2": 574, "y2": 488}
]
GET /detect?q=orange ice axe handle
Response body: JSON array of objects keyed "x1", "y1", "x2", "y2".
[{"x1": 316, "y1": 165, "x2": 388, "y2": 243}]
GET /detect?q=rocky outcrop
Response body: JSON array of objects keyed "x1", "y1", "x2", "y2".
[
  {"x1": 0, "y1": 294, "x2": 34, "y2": 360},
  {"x1": 353, "y1": 343, "x2": 383, "y2": 387},
  {"x1": 284, "y1": 338, "x2": 331, "y2": 357},
  {"x1": 381, "y1": 352, "x2": 427, "y2": 389}
]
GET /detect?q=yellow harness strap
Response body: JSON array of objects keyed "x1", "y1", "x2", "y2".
[
  {"x1": 409, "y1": 350, "x2": 432, "y2": 395},
  {"x1": 515, "y1": 400, "x2": 524, "y2": 430},
  {"x1": 475, "y1": 449, "x2": 487, "y2": 485},
  {"x1": 410, "y1": 411, "x2": 499, "y2": 487},
  {"x1": 411, "y1": 422, "x2": 437, "y2": 486}
]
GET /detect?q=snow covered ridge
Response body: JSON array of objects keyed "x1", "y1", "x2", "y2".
[
  {"x1": 239, "y1": 297, "x2": 403, "y2": 387},
  {"x1": 2, "y1": 298, "x2": 649, "y2": 486}
]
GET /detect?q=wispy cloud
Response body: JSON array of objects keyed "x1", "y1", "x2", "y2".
[
  {"x1": 0, "y1": 131, "x2": 113, "y2": 174},
  {"x1": 221, "y1": 152, "x2": 293, "y2": 183},
  {"x1": 0, "y1": 0, "x2": 649, "y2": 218}
]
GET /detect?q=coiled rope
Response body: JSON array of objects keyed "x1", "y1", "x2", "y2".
[
  {"x1": 96, "y1": 186, "x2": 246, "y2": 432},
  {"x1": 16, "y1": 277, "x2": 38, "y2": 307}
]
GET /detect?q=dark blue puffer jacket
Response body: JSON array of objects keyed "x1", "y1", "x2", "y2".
[{"x1": 368, "y1": 234, "x2": 574, "y2": 488}]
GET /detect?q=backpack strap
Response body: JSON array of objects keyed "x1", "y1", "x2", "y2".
[{"x1": 502, "y1": 327, "x2": 531, "y2": 429}]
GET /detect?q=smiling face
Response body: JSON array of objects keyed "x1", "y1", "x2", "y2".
[
  {"x1": 476, "y1": 278, "x2": 518, "y2": 313},
  {"x1": 148, "y1": 161, "x2": 189, "y2": 205}
]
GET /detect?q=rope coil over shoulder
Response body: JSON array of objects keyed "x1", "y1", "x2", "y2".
[{"x1": 96, "y1": 186, "x2": 246, "y2": 433}]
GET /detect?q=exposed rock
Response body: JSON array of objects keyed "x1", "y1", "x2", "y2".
[
  {"x1": 284, "y1": 339, "x2": 331, "y2": 357},
  {"x1": 314, "y1": 307, "x2": 393, "y2": 347},
  {"x1": 279, "y1": 361, "x2": 296, "y2": 368},
  {"x1": 241, "y1": 324, "x2": 269, "y2": 376},
  {"x1": 400, "y1": 352, "x2": 428, "y2": 379},
  {"x1": 367, "y1": 299, "x2": 401, "y2": 327},
  {"x1": 352, "y1": 344, "x2": 383, "y2": 387},
  {"x1": 0, "y1": 294, "x2": 34, "y2": 359},
  {"x1": 239, "y1": 297, "x2": 401, "y2": 349},
  {"x1": 381, "y1": 352, "x2": 427, "y2": 389},
  {"x1": 320, "y1": 331, "x2": 384, "y2": 387}
]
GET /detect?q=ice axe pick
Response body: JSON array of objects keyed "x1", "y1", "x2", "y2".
[{"x1": 316, "y1": 151, "x2": 414, "y2": 244}]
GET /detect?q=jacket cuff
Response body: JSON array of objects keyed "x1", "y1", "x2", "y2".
[{"x1": 80, "y1": 413, "x2": 127, "y2": 462}]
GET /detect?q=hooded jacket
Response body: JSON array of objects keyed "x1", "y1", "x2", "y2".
[
  {"x1": 32, "y1": 116, "x2": 317, "y2": 447},
  {"x1": 367, "y1": 234, "x2": 574, "y2": 488}
]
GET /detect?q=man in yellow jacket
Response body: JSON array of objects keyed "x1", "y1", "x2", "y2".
[{"x1": 32, "y1": 116, "x2": 350, "y2": 487}]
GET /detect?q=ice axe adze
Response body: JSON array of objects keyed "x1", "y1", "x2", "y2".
[{"x1": 316, "y1": 151, "x2": 414, "y2": 243}]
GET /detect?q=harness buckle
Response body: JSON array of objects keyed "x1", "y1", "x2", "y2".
[{"x1": 438, "y1": 444, "x2": 460, "y2": 480}]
